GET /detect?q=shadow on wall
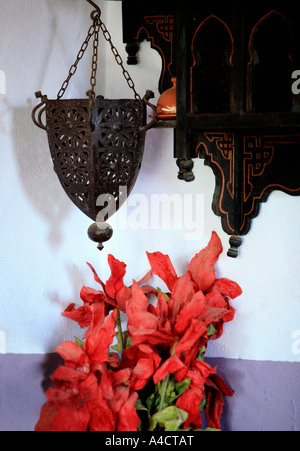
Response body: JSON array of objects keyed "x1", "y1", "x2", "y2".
[
  {"x1": 2, "y1": 0, "x2": 94, "y2": 249},
  {"x1": 46, "y1": 263, "x2": 88, "y2": 312},
  {"x1": 11, "y1": 102, "x2": 72, "y2": 248}
]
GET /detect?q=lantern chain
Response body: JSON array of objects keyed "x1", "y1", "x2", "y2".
[
  {"x1": 90, "y1": 19, "x2": 100, "y2": 95},
  {"x1": 57, "y1": 9, "x2": 141, "y2": 101},
  {"x1": 97, "y1": 16, "x2": 141, "y2": 100},
  {"x1": 57, "y1": 20, "x2": 97, "y2": 100}
]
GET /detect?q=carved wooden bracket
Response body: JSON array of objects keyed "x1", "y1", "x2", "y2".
[{"x1": 122, "y1": 0, "x2": 300, "y2": 256}]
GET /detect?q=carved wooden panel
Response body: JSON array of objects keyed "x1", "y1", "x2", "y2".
[
  {"x1": 191, "y1": 16, "x2": 234, "y2": 114},
  {"x1": 194, "y1": 131, "x2": 300, "y2": 237},
  {"x1": 175, "y1": 1, "x2": 300, "y2": 255},
  {"x1": 122, "y1": 0, "x2": 300, "y2": 255},
  {"x1": 122, "y1": 0, "x2": 175, "y2": 93}
]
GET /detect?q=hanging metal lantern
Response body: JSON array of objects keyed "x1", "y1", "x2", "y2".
[{"x1": 32, "y1": 0, "x2": 156, "y2": 250}]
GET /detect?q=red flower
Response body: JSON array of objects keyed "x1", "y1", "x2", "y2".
[
  {"x1": 63, "y1": 255, "x2": 155, "y2": 338},
  {"x1": 88, "y1": 365, "x2": 140, "y2": 432},
  {"x1": 35, "y1": 372, "x2": 98, "y2": 431},
  {"x1": 127, "y1": 281, "x2": 180, "y2": 347},
  {"x1": 146, "y1": 251, "x2": 178, "y2": 291},
  {"x1": 175, "y1": 361, "x2": 217, "y2": 429},
  {"x1": 127, "y1": 276, "x2": 215, "y2": 366},
  {"x1": 153, "y1": 354, "x2": 217, "y2": 429},
  {"x1": 35, "y1": 311, "x2": 118, "y2": 431},
  {"x1": 36, "y1": 232, "x2": 242, "y2": 431},
  {"x1": 121, "y1": 344, "x2": 162, "y2": 391},
  {"x1": 35, "y1": 311, "x2": 140, "y2": 432},
  {"x1": 127, "y1": 234, "x2": 242, "y2": 366},
  {"x1": 204, "y1": 373, "x2": 234, "y2": 430},
  {"x1": 188, "y1": 231, "x2": 222, "y2": 292},
  {"x1": 142, "y1": 233, "x2": 242, "y2": 359}
]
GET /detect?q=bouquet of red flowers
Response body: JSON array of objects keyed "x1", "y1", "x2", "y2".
[{"x1": 35, "y1": 232, "x2": 242, "y2": 432}]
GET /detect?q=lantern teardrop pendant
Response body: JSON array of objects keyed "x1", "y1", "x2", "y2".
[{"x1": 32, "y1": 0, "x2": 156, "y2": 250}]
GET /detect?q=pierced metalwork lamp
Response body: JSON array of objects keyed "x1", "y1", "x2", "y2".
[{"x1": 32, "y1": 0, "x2": 156, "y2": 250}]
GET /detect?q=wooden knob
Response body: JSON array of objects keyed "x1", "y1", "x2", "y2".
[
  {"x1": 176, "y1": 158, "x2": 195, "y2": 182},
  {"x1": 227, "y1": 236, "x2": 242, "y2": 258}
]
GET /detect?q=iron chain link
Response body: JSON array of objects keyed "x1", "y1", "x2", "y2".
[
  {"x1": 57, "y1": 21, "x2": 96, "y2": 99},
  {"x1": 90, "y1": 19, "x2": 100, "y2": 94},
  {"x1": 57, "y1": 9, "x2": 141, "y2": 101},
  {"x1": 98, "y1": 19, "x2": 141, "y2": 100}
]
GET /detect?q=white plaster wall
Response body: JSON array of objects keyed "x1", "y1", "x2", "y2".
[{"x1": 0, "y1": 0, "x2": 300, "y2": 361}]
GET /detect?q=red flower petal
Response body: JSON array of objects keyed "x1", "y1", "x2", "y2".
[
  {"x1": 136, "y1": 270, "x2": 152, "y2": 285},
  {"x1": 129, "y1": 327, "x2": 178, "y2": 347},
  {"x1": 56, "y1": 341, "x2": 89, "y2": 370},
  {"x1": 35, "y1": 401, "x2": 90, "y2": 431},
  {"x1": 156, "y1": 293, "x2": 169, "y2": 318},
  {"x1": 88, "y1": 388, "x2": 116, "y2": 431},
  {"x1": 117, "y1": 392, "x2": 140, "y2": 432},
  {"x1": 83, "y1": 310, "x2": 117, "y2": 367},
  {"x1": 51, "y1": 365, "x2": 88, "y2": 386},
  {"x1": 127, "y1": 282, "x2": 179, "y2": 347},
  {"x1": 215, "y1": 278, "x2": 243, "y2": 299},
  {"x1": 126, "y1": 281, "x2": 149, "y2": 320},
  {"x1": 106, "y1": 255, "x2": 127, "y2": 300},
  {"x1": 96, "y1": 364, "x2": 114, "y2": 401},
  {"x1": 84, "y1": 302, "x2": 108, "y2": 339},
  {"x1": 153, "y1": 355, "x2": 186, "y2": 385},
  {"x1": 175, "y1": 319, "x2": 208, "y2": 361},
  {"x1": 188, "y1": 232, "x2": 223, "y2": 292},
  {"x1": 131, "y1": 358, "x2": 155, "y2": 390},
  {"x1": 111, "y1": 369, "x2": 132, "y2": 388},
  {"x1": 127, "y1": 297, "x2": 159, "y2": 336},
  {"x1": 174, "y1": 290, "x2": 205, "y2": 335},
  {"x1": 146, "y1": 251, "x2": 178, "y2": 291},
  {"x1": 121, "y1": 344, "x2": 161, "y2": 386},
  {"x1": 192, "y1": 360, "x2": 217, "y2": 382},
  {"x1": 80, "y1": 286, "x2": 107, "y2": 304},
  {"x1": 111, "y1": 385, "x2": 130, "y2": 414},
  {"x1": 205, "y1": 286, "x2": 228, "y2": 309},
  {"x1": 115, "y1": 285, "x2": 132, "y2": 313},
  {"x1": 168, "y1": 272, "x2": 196, "y2": 322},
  {"x1": 36, "y1": 374, "x2": 99, "y2": 431},
  {"x1": 205, "y1": 374, "x2": 234, "y2": 429},
  {"x1": 176, "y1": 388, "x2": 205, "y2": 429},
  {"x1": 86, "y1": 262, "x2": 106, "y2": 291},
  {"x1": 62, "y1": 304, "x2": 92, "y2": 329}
]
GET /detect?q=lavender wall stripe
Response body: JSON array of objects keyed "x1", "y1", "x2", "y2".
[{"x1": 0, "y1": 354, "x2": 299, "y2": 432}]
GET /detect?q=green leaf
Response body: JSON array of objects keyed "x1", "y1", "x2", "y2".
[
  {"x1": 74, "y1": 337, "x2": 84, "y2": 348},
  {"x1": 163, "y1": 378, "x2": 191, "y2": 407},
  {"x1": 112, "y1": 339, "x2": 122, "y2": 354},
  {"x1": 152, "y1": 406, "x2": 188, "y2": 432},
  {"x1": 174, "y1": 379, "x2": 191, "y2": 398},
  {"x1": 196, "y1": 345, "x2": 207, "y2": 361},
  {"x1": 198, "y1": 397, "x2": 207, "y2": 413},
  {"x1": 136, "y1": 399, "x2": 157, "y2": 431},
  {"x1": 157, "y1": 287, "x2": 171, "y2": 303},
  {"x1": 112, "y1": 330, "x2": 132, "y2": 354},
  {"x1": 207, "y1": 323, "x2": 217, "y2": 337},
  {"x1": 124, "y1": 331, "x2": 132, "y2": 349}
]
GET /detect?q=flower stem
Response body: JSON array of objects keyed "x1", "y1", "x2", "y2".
[
  {"x1": 157, "y1": 341, "x2": 178, "y2": 412},
  {"x1": 116, "y1": 309, "x2": 124, "y2": 354},
  {"x1": 158, "y1": 374, "x2": 170, "y2": 411}
]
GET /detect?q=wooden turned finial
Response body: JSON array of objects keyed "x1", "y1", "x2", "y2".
[
  {"x1": 227, "y1": 236, "x2": 242, "y2": 258},
  {"x1": 176, "y1": 158, "x2": 195, "y2": 182}
]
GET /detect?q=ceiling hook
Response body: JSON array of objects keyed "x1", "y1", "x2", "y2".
[{"x1": 87, "y1": 0, "x2": 101, "y2": 20}]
